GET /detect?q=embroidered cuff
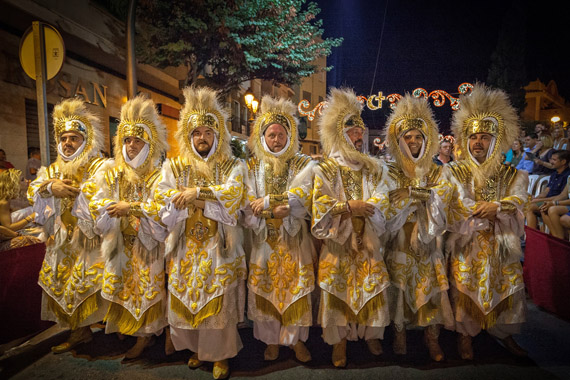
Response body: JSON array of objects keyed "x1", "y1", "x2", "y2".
[
  {"x1": 128, "y1": 202, "x2": 145, "y2": 217},
  {"x1": 410, "y1": 187, "x2": 431, "y2": 201},
  {"x1": 38, "y1": 181, "x2": 53, "y2": 198},
  {"x1": 269, "y1": 193, "x2": 289, "y2": 208},
  {"x1": 331, "y1": 201, "x2": 350, "y2": 216},
  {"x1": 499, "y1": 201, "x2": 516, "y2": 214},
  {"x1": 197, "y1": 187, "x2": 216, "y2": 201}
]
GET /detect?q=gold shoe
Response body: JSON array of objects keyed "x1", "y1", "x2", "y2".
[
  {"x1": 213, "y1": 359, "x2": 229, "y2": 379},
  {"x1": 366, "y1": 338, "x2": 383, "y2": 356},
  {"x1": 501, "y1": 336, "x2": 528, "y2": 357},
  {"x1": 424, "y1": 325, "x2": 444, "y2": 362},
  {"x1": 51, "y1": 326, "x2": 93, "y2": 354},
  {"x1": 458, "y1": 334, "x2": 474, "y2": 360},
  {"x1": 124, "y1": 336, "x2": 155, "y2": 360},
  {"x1": 292, "y1": 341, "x2": 312, "y2": 362},
  {"x1": 332, "y1": 338, "x2": 347, "y2": 368},
  {"x1": 264, "y1": 344, "x2": 279, "y2": 361},
  {"x1": 187, "y1": 353, "x2": 203, "y2": 368},
  {"x1": 393, "y1": 325, "x2": 406, "y2": 355},
  {"x1": 164, "y1": 327, "x2": 175, "y2": 356}
]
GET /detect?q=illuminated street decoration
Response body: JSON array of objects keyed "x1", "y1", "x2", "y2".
[{"x1": 298, "y1": 83, "x2": 474, "y2": 121}]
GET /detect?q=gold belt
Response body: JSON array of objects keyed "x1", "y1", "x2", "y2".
[{"x1": 265, "y1": 218, "x2": 283, "y2": 249}]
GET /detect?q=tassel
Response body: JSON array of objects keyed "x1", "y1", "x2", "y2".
[
  {"x1": 457, "y1": 292, "x2": 513, "y2": 329},
  {"x1": 104, "y1": 301, "x2": 163, "y2": 335},
  {"x1": 327, "y1": 292, "x2": 385, "y2": 324},
  {"x1": 170, "y1": 295, "x2": 223, "y2": 328},
  {"x1": 403, "y1": 298, "x2": 440, "y2": 326},
  {"x1": 47, "y1": 293, "x2": 98, "y2": 329},
  {"x1": 255, "y1": 294, "x2": 310, "y2": 326}
]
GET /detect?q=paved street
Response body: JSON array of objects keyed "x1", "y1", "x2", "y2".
[{"x1": 1, "y1": 300, "x2": 569, "y2": 380}]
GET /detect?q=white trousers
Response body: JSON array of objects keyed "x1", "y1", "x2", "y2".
[
  {"x1": 253, "y1": 320, "x2": 309, "y2": 346},
  {"x1": 170, "y1": 324, "x2": 243, "y2": 362},
  {"x1": 322, "y1": 323, "x2": 384, "y2": 345}
]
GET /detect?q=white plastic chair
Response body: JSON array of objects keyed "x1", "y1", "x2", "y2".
[{"x1": 527, "y1": 174, "x2": 539, "y2": 195}]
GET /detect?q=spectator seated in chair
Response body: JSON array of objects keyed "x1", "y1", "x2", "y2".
[{"x1": 526, "y1": 150, "x2": 570, "y2": 230}]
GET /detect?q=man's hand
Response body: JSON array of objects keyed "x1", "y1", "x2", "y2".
[
  {"x1": 172, "y1": 187, "x2": 198, "y2": 210},
  {"x1": 250, "y1": 198, "x2": 265, "y2": 216},
  {"x1": 389, "y1": 188, "x2": 409, "y2": 203},
  {"x1": 50, "y1": 179, "x2": 80, "y2": 198},
  {"x1": 539, "y1": 201, "x2": 555, "y2": 213},
  {"x1": 272, "y1": 204, "x2": 290, "y2": 219},
  {"x1": 473, "y1": 201, "x2": 499, "y2": 221},
  {"x1": 107, "y1": 201, "x2": 131, "y2": 217},
  {"x1": 348, "y1": 200, "x2": 375, "y2": 217}
]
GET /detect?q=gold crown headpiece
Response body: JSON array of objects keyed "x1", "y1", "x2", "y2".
[
  {"x1": 338, "y1": 112, "x2": 365, "y2": 133},
  {"x1": 391, "y1": 115, "x2": 429, "y2": 138},
  {"x1": 464, "y1": 112, "x2": 502, "y2": 137},
  {"x1": 183, "y1": 109, "x2": 223, "y2": 133},
  {"x1": 260, "y1": 112, "x2": 293, "y2": 133},
  {"x1": 54, "y1": 115, "x2": 90, "y2": 141},
  {"x1": 118, "y1": 119, "x2": 153, "y2": 143}
]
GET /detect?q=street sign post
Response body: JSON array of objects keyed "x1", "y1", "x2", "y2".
[{"x1": 19, "y1": 22, "x2": 65, "y2": 166}]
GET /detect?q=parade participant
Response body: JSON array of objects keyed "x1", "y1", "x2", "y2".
[
  {"x1": 84, "y1": 96, "x2": 169, "y2": 359},
  {"x1": 0, "y1": 168, "x2": 41, "y2": 250},
  {"x1": 243, "y1": 96, "x2": 315, "y2": 363},
  {"x1": 28, "y1": 98, "x2": 108, "y2": 353},
  {"x1": 446, "y1": 83, "x2": 529, "y2": 359},
  {"x1": 155, "y1": 86, "x2": 247, "y2": 379},
  {"x1": 311, "y1": 88, "x2": 390, "y2": 367},
  {"x1": 384, "y1": 96, "x2": 454, "y2": 361}
]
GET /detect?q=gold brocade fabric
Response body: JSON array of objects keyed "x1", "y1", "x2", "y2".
[
  {"x1": 313, "y1": 158, "x2": 390, "y2": 320},
  {"x1": 447, "y1": 162, "x2": 525, "y2": 319},
  {"x1": 35, "y1": 158, "x2": 107, "y2": 318},
  {"x1": 163, "y1": 157, "x2": 247, "y2": 326},
  {"x1": 247, "y1": 154, "x2": 315, "y2": 324},
  {"x1": 100, "y1": 166, "x2": 166, "y2": 327}
]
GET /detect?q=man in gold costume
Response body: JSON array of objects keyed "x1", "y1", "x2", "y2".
[
  {"x1": 155, "y1": 86, "x2": 247, "y2": 379},
  {"x1": 383, "y1": 95, "x2": 454, "y2": 361},
  {"x1": 311, "y1": 88, "x2": 390, "y2": 367},
  {"x1": 83, "y1": 96, "x2": 169, "y2": 359},
  {"x1": 446, "y1": 83, "x2": 528, "y2": 359},
  {"x1": 243, "y1": 96, "x2": 315, "y2": 362},
  {"x1": 28, "y1": 98, "x2": 108, "y2": 353}
]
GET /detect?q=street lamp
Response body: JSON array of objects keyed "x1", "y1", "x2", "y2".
[
  {"x1": 244, "y1": 88, "x2": 254, "y2": 109},
  {"x1": 551, "y1": 116, "x2": 561, "y2": 123},
  {"x1": 251, "y1": 99, "x2": 259, "y2": 115}
]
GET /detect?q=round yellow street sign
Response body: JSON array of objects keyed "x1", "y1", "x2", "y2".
[{"x1": 19, "y1": 23, "x2": 65, "y2": 80}]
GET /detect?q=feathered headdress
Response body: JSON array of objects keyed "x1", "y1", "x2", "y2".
[
  {"x1": 114, "y1": 95, "x2": 168, "y2": 180},
  {"x1": 385, "y1": 95, "x2": 440, "y2": 178},
  {"x1": 52, "y1": 98, "x2": 104, "y2": 176},
  {"x1": 318, "y1": 88, "x2": 380, "y2": 174},
  {"x1": 176, "y1": 86, "x2": 231, "y2": 177},
  {"x1": 451, "y1": 83, "x2": 519, "y2": 182},
  {"x1": 248, "y1": 95, "x2": 299, "y2": 174}
]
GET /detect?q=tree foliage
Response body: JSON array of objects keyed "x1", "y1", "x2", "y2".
[
  {"x1": 135, "y1": 0, "x2": 342, "y2": 92},
  {"x1": 486, "y1": 1, "x2": 527, "y2": 115}
]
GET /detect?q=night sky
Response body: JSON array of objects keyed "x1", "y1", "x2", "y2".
[{"x1": 317, "y1": 0, "x2": 570, "y2": 132}]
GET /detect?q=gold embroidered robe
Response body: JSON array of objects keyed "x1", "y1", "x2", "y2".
[
  {"x1": 244, "y1": 153, "x2": 316, "y2": 326},
  {"x1": 155, "y1": 157, "x2": 247, "y2": 330},
  {"x1": 84, "y1": 164, "x2": 167, "y2": 335},
  {"x1": 445, "y1": 161, "x2": 528, "y2": 329},
  {"x1": 384, "y1": 162, "x2": 454, "y2": 328},
  {"x1": 28, "y1": 157, "x2": 108, "y2": 328},
  {"x1": 311, "y1": 158, "x2": 391, "y2": 327}
]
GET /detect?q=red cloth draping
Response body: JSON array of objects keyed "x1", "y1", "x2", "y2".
[
  {"x1": 523, "y1": 226, "x2": 570, "y2": 320},
  {"x1": 0, "y1": 243, "x2": 53, "y2": 344}
]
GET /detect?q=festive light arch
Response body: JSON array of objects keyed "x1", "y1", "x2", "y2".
[{"x1": 298, "y1": 83, "x2": 474, "y2": 121}]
